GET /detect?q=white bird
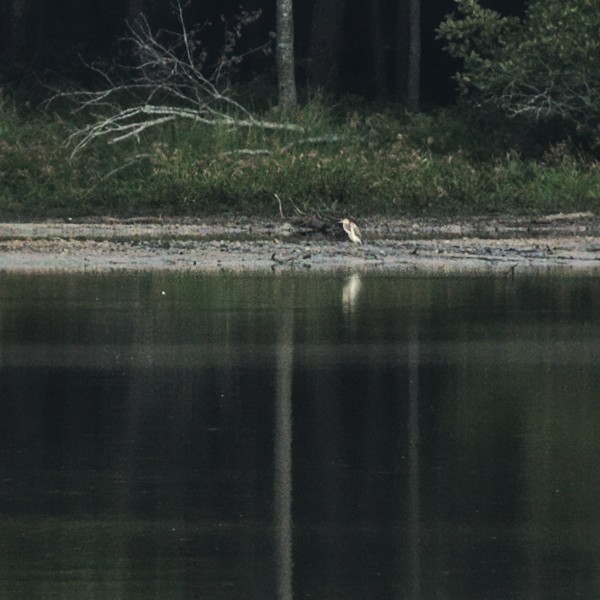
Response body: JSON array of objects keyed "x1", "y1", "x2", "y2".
[
  {"x1": 342, "y1": 273, "x2": 362, "y2": 314},
  {"x1": 340, "y1": 218, "x2": 363, "y2": 244}
]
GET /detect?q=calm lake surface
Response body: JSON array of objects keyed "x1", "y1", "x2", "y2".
[{"x1": 0, "y1": 272, "x2": 599, "y2": 599}]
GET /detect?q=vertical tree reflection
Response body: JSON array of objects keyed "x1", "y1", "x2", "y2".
[
  {"x1": 274, "y1": 301, "x2": 294, "y2": 600},
  {"x1": 407, "y1": 320, "x2": 421, "y2": 599}
]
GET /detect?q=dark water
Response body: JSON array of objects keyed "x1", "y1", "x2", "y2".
[{"x1": 0, "y1": 272, "x2": 599, "y2": 599}]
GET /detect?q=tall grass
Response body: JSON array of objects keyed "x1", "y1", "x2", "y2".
[{"x1": 1, "y1": 93, "x2": 599, "y2": 219}]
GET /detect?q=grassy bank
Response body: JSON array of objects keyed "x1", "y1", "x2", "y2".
[{"x1": 1, "y1": 95, "x2": 599, "y2": 219}]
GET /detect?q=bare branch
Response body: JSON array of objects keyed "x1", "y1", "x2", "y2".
[
  {"x1": 50, "y1": 0, "x2": 303, "y2": 157},
  {"x1": 491, "y1": 54, "x2": 600, "y2": 125}
]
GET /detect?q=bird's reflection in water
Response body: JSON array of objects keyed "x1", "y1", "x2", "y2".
[{"x1": 342, "y1": 273, "x2": 362, "y2": 315}]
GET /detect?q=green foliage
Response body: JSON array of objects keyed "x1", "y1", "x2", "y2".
[
  {"x1": 1, "y1": 95, "x2": 600, "y2": 219},
  {"x1": 438, "y1": 0, "x2": 600, "y2": 133},
  {"x1": 437, "y1": 0, "x2": 520, "y2": 95}
]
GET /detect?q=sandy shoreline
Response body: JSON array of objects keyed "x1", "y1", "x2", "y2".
[{"x1": 1, "y1": 214, "x2": 599, "y2": 274}]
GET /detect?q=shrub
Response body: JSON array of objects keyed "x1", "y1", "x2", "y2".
[{"x1": 438, "y1": 0, "x2": 600, "y2": 136}]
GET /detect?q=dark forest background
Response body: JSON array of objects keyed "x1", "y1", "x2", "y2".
[{"x1": 0, "y1": 0, "x2": 525, "y2": 105}]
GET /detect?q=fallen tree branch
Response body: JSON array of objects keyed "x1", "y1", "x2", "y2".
[
  {"x1": 66, "y1": 103, "x2": 303, "y2": 158},
  {"x1": 49, "y1": 1, "x2": 305, "y2": 158},
  {"x1": 216, "y1": 133, "x2": 348, "y2": 159}
]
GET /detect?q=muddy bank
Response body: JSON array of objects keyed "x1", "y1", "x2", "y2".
[{"x1": 0, "y1": 214, "x2": 599, "y2": 274}]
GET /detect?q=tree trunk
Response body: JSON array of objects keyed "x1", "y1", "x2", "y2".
[
  {"x1": 407, "y1": 0, "x2": 421, "y2": 111},
  {"x1": 369, "y1": 0, "x2": 387, "y2": 97},
  {"x1": 2, "y1": 0, "x2": 34, "y2": 74},
  {"x1": 395, "y1": 0, "x2": 409, "y2": 100},
  {"x1": 308, "y1": 0, "x2": 345, "y2": 92},
  {"x1": 276, "y1": 0, "x2": 298, "y2": 112}
]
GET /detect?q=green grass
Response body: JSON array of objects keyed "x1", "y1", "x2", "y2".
[{"x1": 1, "y1": 93, "x2": 599, "y2": 219}]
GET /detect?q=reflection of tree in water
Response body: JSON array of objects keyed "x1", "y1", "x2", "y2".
[
  {"x1": 274, "y1": 303, "x2": 294, "y2": 600},
  {"x1": 407, "y1": 320, "x2": 421, "y2": 599}
]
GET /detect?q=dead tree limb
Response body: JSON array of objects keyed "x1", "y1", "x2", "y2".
[{"x1": 49, "y1": 1, "x2": 304, "y2": 158}]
